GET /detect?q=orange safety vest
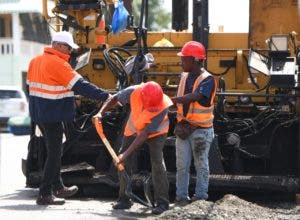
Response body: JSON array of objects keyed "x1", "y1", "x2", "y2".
[
  {"x1": 176, "y1": 71, "x2": 217, "y2": 128},
  {"x1": 124, "y1": 85, "x2": 173, "y2": 138},
  {"x1": 27, "y1": 47, "x2": 82, "y2": 100}
]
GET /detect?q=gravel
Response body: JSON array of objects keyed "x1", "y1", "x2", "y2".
[{"x1": 157, "y1": 194, "x2": 300, "y2": 220}]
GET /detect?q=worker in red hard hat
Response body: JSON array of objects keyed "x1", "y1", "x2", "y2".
[
  {"x1": 95, "y1": 81, "x2": 173, "y2": 215},
  {"x1": 177, "y1": 40, "x2": 207, "y2": 60},
  {"x1": 172, "y1": 41, "x2": 217, "y2": 205}
]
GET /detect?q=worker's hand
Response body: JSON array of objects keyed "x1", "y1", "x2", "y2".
[
  {"x1": 106, "y1": 94, "x2": 123, "y2": 106},
  {"x1": 117, "y1": 153, "x2": 125, "y2": 164},
  {"x1": 94, "y1": 112, "x2": 102, "y2": 119},
  {"x1": 171, "y1": 97, "x2": 178, "y2": 105},
  {"x1": 106, "y1": 93, "x2": 113, "y2": 101},
  {"x1": 92, "y1": 112, "x2": 102, "y2": 124},
  {"x1": 113, "y1": 153, "x2": 125, "y2": 168}
]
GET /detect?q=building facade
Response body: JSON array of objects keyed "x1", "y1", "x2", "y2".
[{"x1": 0, "y1": 0, "x2": 51, "y2": 92}]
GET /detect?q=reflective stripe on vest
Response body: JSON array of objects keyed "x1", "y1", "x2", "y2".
[
  {"x1": 124, "y1": 86, "x2": 171, "y2": 138},
  {"x1": 27, "y1": 74, "x2": 81, "y2": 100},
  {"x1": 126, "y1": 113, "x2": 169, "y2": 136},
  {"x1": 176, "y1": 71, "x2": 216, "y2": 128},
  {"x1": 27, "y1": 47, "x2": 82, "y2": 101}
]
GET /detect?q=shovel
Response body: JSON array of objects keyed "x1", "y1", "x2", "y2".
[{"x1": 94, "y1": 117, "x2": 151, "y2": 207}]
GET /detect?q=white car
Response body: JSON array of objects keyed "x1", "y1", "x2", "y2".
[{"x1": 0, "y1": 86, "x2": 29, "y2": 132}]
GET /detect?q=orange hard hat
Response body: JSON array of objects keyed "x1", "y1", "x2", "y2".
[
  {"x1": 177, "y1": 41, "x2": 206, "y2": 60},
  {"x1": 141, "y1": 81, "x2": 163, "y2": 111}
]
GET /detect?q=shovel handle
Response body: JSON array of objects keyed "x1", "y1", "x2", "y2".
[
  {"x1": 94, "y1": 117, "x2": 125, "y2": 171},
  {"x1": 95, "y1": 119, "x2": 151, "y2": 208}
]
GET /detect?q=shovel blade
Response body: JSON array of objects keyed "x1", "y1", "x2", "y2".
[{"x1": 120, "y1": 170, "x2": 151, "y2": 207}]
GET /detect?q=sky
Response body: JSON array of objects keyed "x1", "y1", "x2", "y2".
[{"x1": 162, "y1": 0, "x2": 249, "y2": 33}]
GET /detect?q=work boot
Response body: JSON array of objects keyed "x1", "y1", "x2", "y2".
[
  {"x1": 112, "y1": 200, "x2": 133, "y2": 209},
  {"x1": 191, "y1": 196, "x2": 206, "y2": 202},
  {"x1": 36, "y1": 194, "x2": 65, "y2": 205},
  {"x1": 54, "y1": 185, "x2": 78, "y2": 198},
  {"x1": 174, "y1": 197, "x2": 191, "y2": 206},
  {"x1": 152, "y1": 203, "x2": 169, "y2": 215}
]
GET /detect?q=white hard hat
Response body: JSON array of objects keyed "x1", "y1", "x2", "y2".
[{"x1": 52, "y1": 31, "x2": 79, "y2": 49}]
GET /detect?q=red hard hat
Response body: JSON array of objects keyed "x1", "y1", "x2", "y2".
[
  {"x1": 177, "y1": 41, "x2": 206, "y2": 60},
  {"x1": 141, "y1": 81, "x2": 163, "y2": 111}
]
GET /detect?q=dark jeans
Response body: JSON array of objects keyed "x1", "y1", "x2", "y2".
[
  {"x1": 37, "y1": 122, "x2": 64, "y2": 196},
  {"x1": 117, "y1": 134, "x2": 169, "y2": 206}
]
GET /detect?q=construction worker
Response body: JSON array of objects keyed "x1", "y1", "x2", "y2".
[
  {"x1": 27, "y1": 31, "x2": 110, "y2": 205},
  {"x1": 172, "y1": 41, "x2": 217, "y2": 205},
  {"x1": 95, "y1": 81, "x2": 173, "y2": 215}
]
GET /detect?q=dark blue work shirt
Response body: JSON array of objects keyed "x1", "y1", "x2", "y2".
[{"x1": 183, "y1": 73, "x2": 215, "y2": 116}]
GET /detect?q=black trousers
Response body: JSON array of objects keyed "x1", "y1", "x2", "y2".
[{"x1": 37, "y1": 122, "x2": 64, "y2": 196}]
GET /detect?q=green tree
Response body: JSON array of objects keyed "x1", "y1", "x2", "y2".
[{"x1": 132, "y1": 0, "x2": 171, "y2": 31}]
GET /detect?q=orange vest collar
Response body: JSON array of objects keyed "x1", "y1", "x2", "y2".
[
  {"x1": 124, "y1": 86, "x2": 171, "y2": 137},
  {"x1": 44, "y1": 47, "x2": 70, "y2": 62}
]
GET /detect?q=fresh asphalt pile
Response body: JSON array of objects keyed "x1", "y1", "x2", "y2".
[{"x1": 157, "y1": 194, "x2": 300, "y2": 220}]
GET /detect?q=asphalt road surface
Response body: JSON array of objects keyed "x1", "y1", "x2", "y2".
[
  {"x1": 0, "y1": 133, "x2": 157, "y2": 220},
  {"x1": 1, "y1": 133, "x2": 299, "y2": 220}
]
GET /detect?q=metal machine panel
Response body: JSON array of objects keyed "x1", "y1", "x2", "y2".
[{"x1": 249, "y1": 0, "x2": 300, "y2": 51}]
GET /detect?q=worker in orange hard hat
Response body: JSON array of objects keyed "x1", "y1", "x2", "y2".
[
  {"x1": 172, "y1": 41, "x2": 217, "y2": 205},
  {"x1": 95, "y1": 81, "x2": 173, "y2": 215}
]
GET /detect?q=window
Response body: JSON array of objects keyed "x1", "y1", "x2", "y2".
[
  {"x1": 0, "y1": 17, "x2": 5, "y2": 37},
  {"x1": 0, "y1": 90, "x2": 22, "y2": 99},
  {"x1": 0, "y1": 14, "x2": 12, "y2": 37},
  {"x1": 19, "y1": 13, "x2": 51, "y2": 44}
]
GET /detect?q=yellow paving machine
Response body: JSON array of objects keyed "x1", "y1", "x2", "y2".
[{"x1": 24, "y1": 0, "x2": 300, "y2": 199}]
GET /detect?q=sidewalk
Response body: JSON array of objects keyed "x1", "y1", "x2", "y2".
[
  {"x1": 0, "y1": 134, "x2": 155, "y2": 219},
  {"x1": 0, "y1": 185, "x2": 154, "y2": 220}
]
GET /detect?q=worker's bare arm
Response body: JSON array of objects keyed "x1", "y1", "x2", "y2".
[
  {"x1": 171, "y1": 92, "x2": 203, "y2": 105},
  {"x1": 94, "y1": 94, "x2": 119, "y2": 119},
  {"x1": 118, "y1": 129, "x2": 149, "y2": 164}
]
